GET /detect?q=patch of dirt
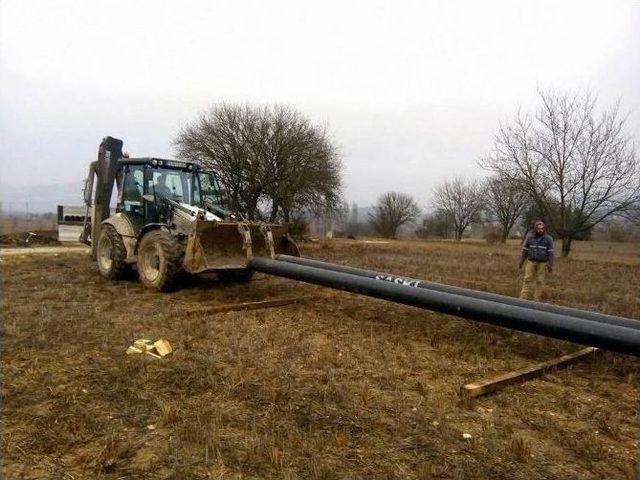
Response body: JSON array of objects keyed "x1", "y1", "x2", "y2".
[{"x1": 0, "y1": 230, "x2": 60, "y2": 247}]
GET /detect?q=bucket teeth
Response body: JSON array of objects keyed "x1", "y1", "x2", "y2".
[
  {"x1": 260, "y1": 224, "x2": 276, "y2": 259},
  {"x1": 181, "y1": 220, "x2": 297, "y2": 274},
  {"x1": 237, "y1": 223, "x2": 253, "y2": 259}
]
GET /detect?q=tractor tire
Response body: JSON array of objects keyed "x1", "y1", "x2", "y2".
[
  {"x1": 137, "y1": 229, "x2": 184, "y2": 291},
  {"x1": 218, "y1": 268, "x2": 254, "y2": 284},
  {"x1": 96, "y1": 224, "x2": 129, "y2": 280}
]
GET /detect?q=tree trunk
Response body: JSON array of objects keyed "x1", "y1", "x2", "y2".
[
  {"x1": 561, "y1": 237, "x2": 572, "y2": 257},
  {"x1": 245, "y1": 195, "x2": 261, "y2": 220},
  {"x1": 500, "y1": 226, "x2": 509, "y2": 243},
  {"x1": 269, "y1": 203, "x2": 279, "y2": 222}
]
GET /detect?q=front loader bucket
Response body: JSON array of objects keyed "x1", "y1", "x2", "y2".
[{"x1": 183, "y1": 221, "x2": 299, "y2": 274}]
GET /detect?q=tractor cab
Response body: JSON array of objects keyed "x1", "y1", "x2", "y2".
[{"x1": 116, "y1": 158, "x2": 226, "y2": 230}]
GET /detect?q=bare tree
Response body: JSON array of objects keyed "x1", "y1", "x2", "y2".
[
  {"x1": 432, "y1": 178, "x2": 484, "y2": 241},
  {"x1": 481, "y1": 89, "x2": 639, "y2": 256},
  {"x1": 417, "y1": 210, "x2": 454, "y2": 239},
  {"x1": 173, "y1": 104, "x2": 260, "y2": 217},
  {"x1": 262, "y1": 106, "x2": 342, "y2": 222},
  {"x1": 369, "y1": 192, "x2": 420, "y2": 238},
  {"x1": 484, "y1": 175, "x2": 529, "y2": 242},
  {"x1": 173, "y1": 103, "x2": 342, "y2": 221}
]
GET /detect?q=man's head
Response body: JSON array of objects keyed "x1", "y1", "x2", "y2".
[{"x1": 534, "y1": 220, "x2": 545, "y2": 235}]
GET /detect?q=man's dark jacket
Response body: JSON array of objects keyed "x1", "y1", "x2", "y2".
[{"x1": 521, "y1": 232, "x2": 554, "y2": 265}]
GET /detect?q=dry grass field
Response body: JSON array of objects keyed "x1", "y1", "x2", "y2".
[
  {"x1": 0, "y1": 217, "x2": 57, "y2": 235},
  {"x1": 1, "y1": 238, "x2": 639, "y2": 479}
]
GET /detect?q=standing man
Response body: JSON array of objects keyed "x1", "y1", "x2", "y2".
[{"x1": 519, "y1": 220, "x2": 554, "y2": 301}]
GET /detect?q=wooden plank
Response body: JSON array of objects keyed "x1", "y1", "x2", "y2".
[
  {"x1": 461, "y1": 347, "x2": 599, "y2": 398},
  {"x1": 183, "y1": 296, "x2": 318, "y2": 315}
]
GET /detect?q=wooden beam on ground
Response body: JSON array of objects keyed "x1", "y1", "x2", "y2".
[
  {"x1": 461, "y1": 347, "x2": 599, "y2": 399},
  {"x1": 183, "y1": 296, "x2": 318, "y2": 315}
]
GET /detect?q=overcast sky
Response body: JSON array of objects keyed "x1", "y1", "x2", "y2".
[{"x1": 1, "y1": 0, "x2": 638, "y2": 212}]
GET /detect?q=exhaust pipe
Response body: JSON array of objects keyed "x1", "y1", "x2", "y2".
[
  {"x1": 276, "y1": 255, "x2": 640, "y2": 331},
  {"x1": 249, "y1": 257, "x2": 640, "y2": 357}
]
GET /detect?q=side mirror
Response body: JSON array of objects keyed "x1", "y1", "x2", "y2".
[{"x1": 142, "y1": 194, "x2": 155, "y2": 202}]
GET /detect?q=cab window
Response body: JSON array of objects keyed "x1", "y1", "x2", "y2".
[
  {"x1": 121, "y1": 165, "x2": 144, "y2": 214},
  {"x1": 149, "y1": 168, "x2": 191, "y2": 202},
  {"x1": 198, "y1": 172, "x2": 223, "y2": 207}
]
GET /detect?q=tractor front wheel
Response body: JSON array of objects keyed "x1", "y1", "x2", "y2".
[
  {"x1": 137, "y1": 229, "x2": 184, "y2": 291},
  {"x1": 96, "y1": 224, "x2": 129, "y2": 280}
]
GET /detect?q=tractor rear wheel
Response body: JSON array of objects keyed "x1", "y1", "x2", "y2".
[
  {"x1": 96, "y1": 224, "x2": 129, "y2": 280},
  {"x1": 137, "y1": 229, "x2": 184, "y2": 291}
]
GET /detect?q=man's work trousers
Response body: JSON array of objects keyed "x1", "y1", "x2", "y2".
[{"x1": 520, "y1": 260, "x2": 546, "y2": 301}]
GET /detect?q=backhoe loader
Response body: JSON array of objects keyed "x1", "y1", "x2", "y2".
[{"x1": 80, "y1": 136, "x2": 299, "y2": 291}]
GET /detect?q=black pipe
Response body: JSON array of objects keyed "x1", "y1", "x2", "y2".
[
  {"x1": 249, "y1": 257, "x2": 640, "y2": 357},
  {"x1": 276, "y1": 255, "x2": 640, "y2": 331}
]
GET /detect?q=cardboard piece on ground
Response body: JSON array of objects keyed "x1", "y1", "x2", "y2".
[
  {"x1": 127, "y1": 338, "x2": 173, "y2": 358},
  {"x1": 154, "y1": 339, "x2": 173, "y2": 357},
  {"x1": 134, "y1": 339, "x2": 154, "y2": 351}
]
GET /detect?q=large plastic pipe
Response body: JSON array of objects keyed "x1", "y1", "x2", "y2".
[
  {"x1": 249, "y1": 257, "x2": 640, "y2": 357},
  {"x1": 276, "y1": 255, "x2": 640, "y2": 331}
]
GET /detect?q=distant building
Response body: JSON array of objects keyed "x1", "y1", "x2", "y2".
[{"x1": 57, "y1": 205, "x2": 88, "y2": 242}]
